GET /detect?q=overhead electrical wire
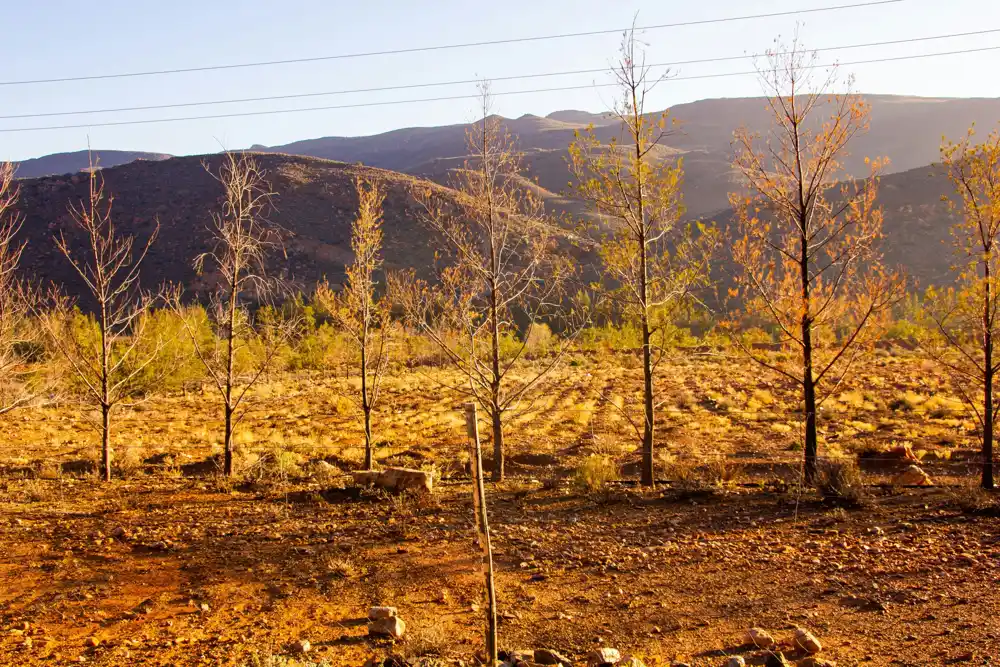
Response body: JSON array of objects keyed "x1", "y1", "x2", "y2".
[
  {"x1": 1, "y1": 43, "x2": 995, "y2": 134},
  {"x1": 0, "y1": 27, "x2": 991, "y2": 121},
  {"x1": 0, "y1": 0, "x2": 903, "y2": 87}
]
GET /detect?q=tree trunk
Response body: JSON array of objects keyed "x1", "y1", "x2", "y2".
[
  {"x1": 983, "y1": 264, "x2": 995, "y2": 490},
  {"x1": 101, "y1": 403, "x2": 112, "y2": 482},
  {"x1": 464, "y1": 403, "x2": 498, "y2": 663},
  {"x1": 361, "y1": 333, "x2": 374, "y2": 471},
  {"x1": 640, "y1": 314, "x2": 655, "y2": 487},
  {"x1": 983, "y1": 368, "x2": 994, "y2": 490},
  {"x1": 363, "y1": 405, "x2": 374, "y2": 471},
  {"x1": 802, "y1": 325, "x2": 818, "y2": 485},
  {"x1": 224, "y1": 270, "x2": 238, "y2": 478},
  {"x1": 224, "y1": 403, "x2": 234, "y2": 477},
  {"x1": 490, "y1": 407, "x2": 504, "y2": 483}
]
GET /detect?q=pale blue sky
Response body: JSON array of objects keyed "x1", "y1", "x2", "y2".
[{"x1": 2, "y1": 0, "x2": 999, "y2": 161}]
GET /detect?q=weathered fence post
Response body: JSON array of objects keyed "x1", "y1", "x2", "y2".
[{"x1": 464, "y1": 402, "x2": 498, "y2": 664}]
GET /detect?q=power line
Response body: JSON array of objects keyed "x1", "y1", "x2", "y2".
[
  {"x1": 1, "y1": 44, "x2": 995, "y2": 134},
  {"x1": 2, "y1": 27, "x2": 991, "y2": 121},
  {"x1": 0, "y1": 0, "x2": 903, "y2": 87}
]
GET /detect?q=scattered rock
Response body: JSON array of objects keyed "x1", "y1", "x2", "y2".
[
  {"x1": 724, "y1": 657, "x2": 746, "y2": 667},
  {"x1": 619, "y1": 656, "x2": 645, "y2": 667},
  {"x1": 793, "y1": 628, "x2": 822, "y2": 654},
  {"x1": 352, "y1": 467, "x2": 433, "y2": 493},
  {"x1": 368, "y1": 615, "x2": 406, "y2": 639},
  {"x1": 368, "y1": 606, "x2": 398, "y2": 620},
  {"x1": 746, "y1": 627, "x2": 776, "y2": 649},
  {"x1": 893, "y1": 465, "x2": 933, "y2": 487},
  {"x1": 290, "y1": 639, "x2": 311, "y2": 654},
  {"x1": 84, "y1": 637, "x2": 100, "y2": 648},
  {"x1": 534, "y1": 648, "x2": 572, "y2": 665},
  {"x1": 586, "y1": 647, "x2": 622, "y2": 665}
]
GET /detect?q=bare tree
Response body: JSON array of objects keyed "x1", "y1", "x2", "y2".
[
  {"x1": 0, "y1": 163, "x2": 44, "y2": 417},
  {"x1": 928, "y1": 126, "x2": 1000, "y2": 489},
  {"x1": 178, "y1": 152, "x2": 293, "y2": 477},
  {"x1": 46, "y1": 161, "x2": 161, "y2": 482},
  {"x1": 315, "y1": 177, "x2": 395, "y2": 471},
  {"x1": 396, "y1": 85, "x2": 574, "y2": 482},
  {"x1": 568, "y1": 28, "x2": 717, "y2": 487},
  {"x1": 729, "y1": 37, "x2": 903, "y2": 484}
]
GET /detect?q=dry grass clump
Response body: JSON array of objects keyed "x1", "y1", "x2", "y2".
[
  {"x1": 815, "y1": 460, "x2": 868, "y2": 507},
  {"x1": 243, "y1": 651, "x2": 331, "y2": 667},
  {"x1": 399, "y1": 624, "x2": 452, "y2": 660},
  {"x1": 949, "y1": 484, "x2": 1000, "y2": 516},
  {"x1": 572, "y1": 454, "x2": 620, "y2": 492}
]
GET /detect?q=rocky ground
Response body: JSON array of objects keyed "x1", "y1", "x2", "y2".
[{"x1": 1, "y1": 473, "x2": 998, "y2": 666}]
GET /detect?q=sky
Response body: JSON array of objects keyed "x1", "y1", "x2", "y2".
[{"x1": 2, "y1": 0, "x2": 1000, "y2": 161}]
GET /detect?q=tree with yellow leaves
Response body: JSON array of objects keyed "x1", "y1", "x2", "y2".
[
  {"x1": 930, "y1": 126, "x2": 1000, "y2": 489},
  {"x1": 569, "y1": 28, "x2": 717, "y2": 487}
]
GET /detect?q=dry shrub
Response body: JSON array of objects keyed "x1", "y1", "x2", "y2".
[
  {"x1": 400, "y1": 624, "x2": 452, "y2": 660},
  {"x1": 113, "y1": 447, "x2": 145, "y2": 479},
  {"x1": 816, "y1": 460, "x2": 868, "y2": 506},
  {"x1": 572, "y1": 454, "x2": 620, "y2": 492},
  {"x1": 659, "y1": 451, "x2": 699, "y2": 486},
  {"x1": 702, "y1": 455, "x2": 742, "y2": 487},
  {"x1": 240, "y1": 446, "x2": 304, "y2": 486},
  {"x1": 950, "y1": 484, "x2": 1000, "y2": 516}
]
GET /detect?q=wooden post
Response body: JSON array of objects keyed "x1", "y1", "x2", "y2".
[{"x1": 464, "y1": 402, "x2": 498, "y2": 664}]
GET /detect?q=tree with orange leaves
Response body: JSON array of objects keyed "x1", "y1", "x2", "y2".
[{"x1": 729, "y1": 38, "x2": 903, "y2": 485}]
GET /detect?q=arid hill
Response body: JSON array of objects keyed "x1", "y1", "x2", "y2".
[
  {"x1": 263, "y1": 95, "x2": 1000, "y2": 218},
  {"x1": 14, "y1": 149, "x2": 172, "y2": 179},
  {"x1": 10, "y1": 149, "x2": 963, "y2": 305},
  {"x1": 12, "y1": 153, "x2": 477, "y2": 300}
]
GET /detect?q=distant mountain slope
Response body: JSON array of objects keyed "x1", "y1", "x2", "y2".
[
  {"x1": 8, "y1": 152, "x2": 968, "y2": 307},
  {"x1": 14, "y1": 149, "x2": 172, "y2": 179},
  {"x1": 12, "y1": 153, "x2": 476, "y2": 301},
  {"x1": 262, "y1": 95, "x2": 1000, "y2": 218}
]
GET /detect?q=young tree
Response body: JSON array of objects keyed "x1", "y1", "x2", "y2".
[
  {"x1": 0, "y1": 163, "x2": 43, "y2": 417},
  {"x1": 568, "y1": 29, "x2": 717, "y2": 487},
  {"x1": 47, "y1": 163, "x2": 161, "y2": 482},
  {"x1": 176, "y1": 152, "x2": 293, "y2": 477},
  {"x1": 931, "y1": 126, "x2": 1000, "y2": 489},
  {"x1": 729, "y1": 38, "x2": 902, "y2": 484},
  {"x1": 397, "y1": 86, "x2": 572, "y2": 482},
  {"x1": 315, "y1": 177, "x2": 394, "y2": 471}
]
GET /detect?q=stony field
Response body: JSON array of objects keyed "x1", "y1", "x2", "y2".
[{"x1": 0, "y1": 349, "x2": 998, "y2": 666}]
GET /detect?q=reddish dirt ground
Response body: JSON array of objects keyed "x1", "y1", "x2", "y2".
[{"x1": 1, "y1": 475, "x2": 998, "y2": 666}]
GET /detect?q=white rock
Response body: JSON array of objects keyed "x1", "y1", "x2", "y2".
[
  {"x1": 587, "y1": 648, "x2": 622, "y2": 665},
  {"x1": 367, "y1": 606, "x2": 398, "y2": 620},
  {"x1": 368, "y1": 615, "x2": 405, "y2": 639},
  {"x1": 894, "y1": 465, "x2": 933, "y2": 487},
  {"x1": 793, "y1": 627, "x2": 822, "y2": 654},
  {"x1": 746, "y1": 627, "x2": 776, "y2": 648}
]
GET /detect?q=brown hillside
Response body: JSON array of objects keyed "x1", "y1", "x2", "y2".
[
  {"x1": 9, "y1": 151, "x2": 968, "y2": 306},
  {"x1": 264, "y1": 95, "x2": 1000, "y2": 218},
  {"x1": 13, "y1": 153, "x2": 470, "y2": 300}
]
